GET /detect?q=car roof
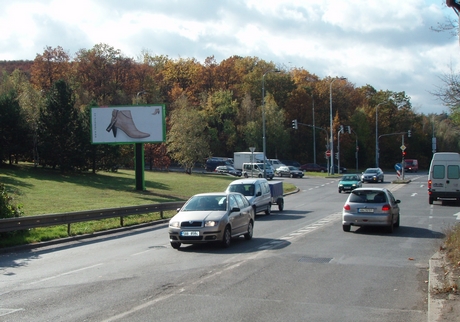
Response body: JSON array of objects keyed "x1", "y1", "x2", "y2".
[
  {"x1": 193, "y1": 192, "x2": 239, "y2": 197},
  {"x1": 351, "y1": 187, "x2": 387, "y2": 193},
  {"x1": 228, "y1": 178, "x2": 267, "y2": 184}
]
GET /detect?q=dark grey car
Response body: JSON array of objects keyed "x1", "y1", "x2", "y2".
[{"x1": 361, "y1": 167, "x2": 384, "y2": 183}]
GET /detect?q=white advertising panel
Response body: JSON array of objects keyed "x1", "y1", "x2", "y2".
[{"x1": 91, "y1": 105, "x2": 166, "y2": 144}]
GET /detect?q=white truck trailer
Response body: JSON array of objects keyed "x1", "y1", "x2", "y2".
[{"x1": 233, "y1": 152, "x2": 264, "y2": 170}]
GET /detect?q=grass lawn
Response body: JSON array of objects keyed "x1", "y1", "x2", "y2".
[{"x1": 0, "y1": 163, "x2": 297, "y2": 247}]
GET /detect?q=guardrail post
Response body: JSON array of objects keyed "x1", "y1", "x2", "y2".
[
  {"x1": 160, "y1": 211, "x2": 164, "y2": 219},
  {"x1": 120, "y1": 217, "x2": 124, "y2": 227},
  {"x1": 67, "y1": 224, "x2": 71, "y2": 236}
]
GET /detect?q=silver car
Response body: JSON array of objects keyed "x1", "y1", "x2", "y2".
[
  {"x1": 168, "y1": 192, "x2": 255, "y2": 249},
  {"x1": 342, "y1": 188, "x2": 400, "y2": 233}
]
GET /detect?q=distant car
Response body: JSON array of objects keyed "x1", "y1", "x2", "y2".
[
  {"x1": 268, "y1": 159, "x2": 285, "y2": 170},
  {"x1": 275, "y1": 166, "x2": 290, "y2": 177},
  {"x1": 404, "y1": 159, "x2": 418, "y2": 172},
  {"x1": 342, "y1": 187, "x2": 401, "y2": 233},
  {"x1": 168, "y1": 192, "x2": 255, "y2": 249},
  {"x1": 361, "y1": 168, "x2": 384, "y2": 183},
  {"x1": 338, "y1": 174, "x2": 362, "y2": 193},
  {"x1": 320, "y1": 164, "x2": 347, "y2": 174},
  {"x1": 300, "y1": 163, "x2": 327, "y2": 172},
  {"x1": 287, "y1": 166, "x2": 304, "y2": 178},
  {"x1": 215, "y1": 165, "x2": 242, "y2": 177}
]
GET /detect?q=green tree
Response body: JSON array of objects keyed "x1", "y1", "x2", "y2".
[
  {"x1": 202, "y1": 89, "x2": 238, "y2": 157},
  {"x1": 38, "y1": 80, "x2": 84, "y2": 170},
  {"x1": 167, "y1": 94, "x2": 210, "y2": 173},
  {"x1": 0, "y1": 89, "x2": 30, "y2": 164}
]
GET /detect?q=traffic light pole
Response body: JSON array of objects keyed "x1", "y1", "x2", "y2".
[
  {"x1": 378, "y1": 131, "x2": 410, "y2": 179},
  {"x1": 293, "y1": 121, "x2": 329, "y2": 171}
]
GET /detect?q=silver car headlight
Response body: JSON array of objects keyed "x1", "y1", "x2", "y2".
[
  {"x1": 169, "y1": 221, "x2": 180, "y2": 228},
  {"x1": 205, "y1": 220, "x2": 218, "y2": 227},
  {"x1": 338, "y1": 184, "x2": 343, "y2": 187}
]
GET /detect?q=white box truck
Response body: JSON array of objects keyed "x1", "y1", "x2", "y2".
[
  {"x1": 233, "y1": 152, "x2": 264, "y2": 170},
  {"x1": 428, "y1": 152, "x2": 460, "y2": 204}
]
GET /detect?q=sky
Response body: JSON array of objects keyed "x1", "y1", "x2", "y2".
[{"x1": 0, "y1": 0, "x2": 459, "y2": 115}]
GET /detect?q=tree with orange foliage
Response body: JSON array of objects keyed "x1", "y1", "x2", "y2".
[{"x1": 30, "y1": 46, "x2": 71, "y2": 92}]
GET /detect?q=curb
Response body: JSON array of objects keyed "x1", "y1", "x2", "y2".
[{"x1": 428, "y1": 251, "x2": 445, "y2": 322}]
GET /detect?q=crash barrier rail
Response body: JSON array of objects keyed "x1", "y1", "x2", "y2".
[{"x1": 0, "y1": 201, "x2": 185, "y2": 235}]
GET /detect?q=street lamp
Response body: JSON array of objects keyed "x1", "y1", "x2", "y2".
[
  {"x1": 329, "y1": 77, "x2": 346, "y2": 175},
  {"x1": 262, "y1": 69, "x2": 280, "y2": 178},
  {"x1": 375, "y1": 101, "x2": 387, "y2": 168}
]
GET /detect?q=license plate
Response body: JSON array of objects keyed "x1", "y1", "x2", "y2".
[
  {"x1": 181, "y1": 231, "x2": 199, "y2": 236},
  {"x1": 358, "y1": 208, "x2": 374, "y2": 213}
]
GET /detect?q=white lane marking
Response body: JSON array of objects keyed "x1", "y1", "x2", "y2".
[
  {"x1": 132, "y1": 250, "x2": 151, "y2": 256},
  {"x1": 411, "y1": 193, "x2": 417, "y2": 197},
  {"x1": 453, "y1": 212, "x2": 460, "y2": 220},
  {"x1": 258, "y1": 213, "x2": 342, "y2": 249},
  {"x1": 0, "y1": 308, "x2": 24, "y2": 317},
  {"x1": 30, "y1": 263, "x2": 103, "y2": 285}
]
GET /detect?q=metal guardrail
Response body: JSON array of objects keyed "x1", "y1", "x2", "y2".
[{"x1": 0, "y1": 201, "x2": 185, "y2": 235}]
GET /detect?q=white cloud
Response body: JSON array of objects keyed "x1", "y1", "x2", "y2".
[{"x1": 0, "y1": 0, "x2": 456, "y2": 114}]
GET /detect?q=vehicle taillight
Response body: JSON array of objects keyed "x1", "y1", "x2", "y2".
[
  {"x1": 381, "y1": 204, "x2": 391, "y2": 211},
  {"x1": 428, "y1": 179, "x2": 432, "y2": 189},
  {"x1": 344, "y1": 204, "x2": 351, "y2": 211}
]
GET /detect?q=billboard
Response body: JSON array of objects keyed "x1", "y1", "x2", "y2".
[{"x1": 91, "y1": 105, "x2": 166, "y2": 144}]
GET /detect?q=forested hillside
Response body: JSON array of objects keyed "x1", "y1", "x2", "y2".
[{"x1": 1, "y1": 44, "x2": 458, "y2": 172}]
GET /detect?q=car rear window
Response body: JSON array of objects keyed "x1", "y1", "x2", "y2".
[{"x1": 349, "y1": 191, "x2": 387, "y2": 203}]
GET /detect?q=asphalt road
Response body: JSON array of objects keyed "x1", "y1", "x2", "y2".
[{"x1": 0, "y1": 172, "x2": 457, "y2": 321}]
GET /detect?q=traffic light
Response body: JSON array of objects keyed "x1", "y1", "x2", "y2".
[
  {"x1": 339, "y1": 125, "x2": 344, "y2": 132},
  {"x1": 292, "y1": 119, "x2": 298, "y2": 129},
  {"x1": 402, "y1": 150, "x2": 406, "y2": 157},
  {"x1": 335, "y1": 152, "x2": 339, "y2": 160},
  {"x1": 407, "y1": 130, "x2": 411, "y2": 137},
  {"x1": 347, "y1": 126, "x2": 351, "y2": 134}
]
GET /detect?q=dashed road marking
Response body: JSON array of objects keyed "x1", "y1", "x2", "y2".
[{"x1": 257, "y1": 213, "x2": 341, "y2": 250}]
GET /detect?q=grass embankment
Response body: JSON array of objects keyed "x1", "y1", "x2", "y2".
[{"x1": 0, "y1": 163, "x2": 297, "y2": 248}]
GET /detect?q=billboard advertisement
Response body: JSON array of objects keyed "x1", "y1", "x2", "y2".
[{"x1": 91, "y1": 105, "x2": 166, "y2": 144}]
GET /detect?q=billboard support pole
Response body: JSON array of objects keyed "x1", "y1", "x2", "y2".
[{"x1": 135, "y1": 143, "x2": 145, "y2": 190}]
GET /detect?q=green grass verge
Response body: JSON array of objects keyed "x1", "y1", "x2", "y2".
[{"x1": 0, "y1": 163, "x2": 297, "y2": 248}]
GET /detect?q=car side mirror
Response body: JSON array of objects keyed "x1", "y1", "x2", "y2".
[
  {"x1": 230, "y1": 207, "x2": 240, "y2": 212},
  {"x1": 176, "y1": 208, "x2": 181, "y2": 213},
  {"x1": 256, "y1": 191, "x2": 262, "y2": 196},
  {"x1": 395, "y1": 200, "x2": 401, "y2": 204}
]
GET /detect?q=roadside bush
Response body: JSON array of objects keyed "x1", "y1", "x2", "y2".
[
  {"x1": 0, "y1": 183, "x2": 23, "y2": 219},
  {"x1": 0, "y1": 183, "x2": 26, "y2": 240}
]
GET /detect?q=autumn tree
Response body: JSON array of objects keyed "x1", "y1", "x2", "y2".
[
  {"x1": 74, "y1": 43, "x2": 135, "y2": 106},
  {"x1": 167, "y1": 94, "x2": 210, "y2": 173},
  {"x1": 30, "y1": 46, "x2": 71, "y2": 91}
]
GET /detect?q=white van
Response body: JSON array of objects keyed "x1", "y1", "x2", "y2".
[
  {"x1": 226, "y1": 178, "x2": 272, "y2": 215},
  {"x1": 428, "y1": 152, "x2": 460, "y2": 204},
  {"x1": 242, "y1": 163, "x2": 274, "y2": 180}
]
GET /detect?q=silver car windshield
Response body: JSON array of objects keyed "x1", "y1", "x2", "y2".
[{"x1": 183, "y1": 196, "x2": 227, "y2": 211}]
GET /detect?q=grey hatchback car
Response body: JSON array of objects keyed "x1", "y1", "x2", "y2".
[{"x1": 342, "y1": 188, "x2": 400, "y2": 233}]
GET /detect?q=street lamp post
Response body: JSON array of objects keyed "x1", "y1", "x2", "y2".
[
  {"x1": 262, "y1": 70, "x2": 279, "y2": 178},
  {"x1": 312, "y1": 94, "x2": 316, "y2": 165},
  {"x1": 375, "y1": 101, "x2": 387, "y2": 168},
  {"x1": 329, "y1": 77, "x2": 346, "y2": 175}
]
